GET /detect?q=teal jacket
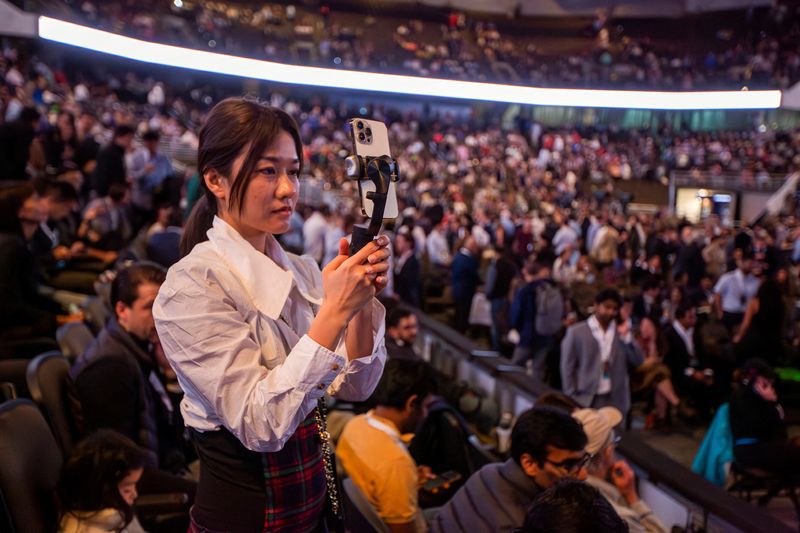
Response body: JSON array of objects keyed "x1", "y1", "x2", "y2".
[{"x1": 692, "y1": 403, "x2": 733, "y2": 486}]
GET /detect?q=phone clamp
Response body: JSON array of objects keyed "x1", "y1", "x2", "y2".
[{"x1": 346, "y1": 154, "x2": 399, "y2": 255}]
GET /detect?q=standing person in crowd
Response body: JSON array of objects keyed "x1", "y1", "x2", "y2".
[
  {"x1": 0, "y1": 106, "x2": 40, "y2": 180},
  {"x1": 714, "y1": 254, "x2": 759, "y2": 334},
  {"x1": 57, "y1": 430, "x2": 150, "y2": 533},
  {"x1": 90, "y1": 125, "x2": 135, "y2": 198},
  {"x1": 128, "y1": 130, "x2": 175, "y2": 227},
  {"x1": 484, "y1": 242, "x2": 517, "y2": 351},
  {"x1": 431, "y1": 407, "x2": 589, "y2": 533},
  {"x1": 337, "y1": 358, "x2": 437, "y2": 532},
  {"x1": 574, "y1": 407, "x2": 668, "y2": 532},
  {"x1": 561, "y1": 289, "x2": 644, "y2": 416},
  {"x1": 659, "y1": 303, "x2": 716, "y2": 421},
  {"x1": 153, "y1": 99, "x2": 389, "y2": 531},
  {"x1": 510, "y1": 261, "x2": 563, "y2": 384},
  {"x1": 394, "y1": 229, "x2": 422, "y2": 308},
  {"x1": 450, "y1": 235, "x2": 481, "y2": 334},
  {"x1": 386, "y1": 308, "x2": 421, "y2": 361},
  {"x1": 426, "y1": 206, "x2": 452, "y2": 270},
  {"x1": 303, "y1": 204, "x2": 330, "y2": 266},
  {"x1": 734, "y1": 277, "x2": 786, "y2": 367}
]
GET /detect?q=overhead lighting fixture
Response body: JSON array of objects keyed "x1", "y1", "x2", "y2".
[{"x1": 37, "y1": 16, "x2": 782, "y2": 110}]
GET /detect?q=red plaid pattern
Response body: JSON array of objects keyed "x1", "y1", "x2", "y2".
[
  {"x1": 189, "y1": 414, "x2": 326, "y2": 533},
  {"x1": 260, "y1": 415, "x2": 327, "y2": 532}
]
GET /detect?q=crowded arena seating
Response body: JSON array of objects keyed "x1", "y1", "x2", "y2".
[
  {"x1": 1, "y1": 0, "x2": 800, "y2": 532},
  {"x1": 41, "y1": 0, "x2": 800, "y2": 90}
]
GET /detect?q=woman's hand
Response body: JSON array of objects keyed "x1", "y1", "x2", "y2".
[{"x1": 320, "y1": 236, "x2": 390, "y2": 322}]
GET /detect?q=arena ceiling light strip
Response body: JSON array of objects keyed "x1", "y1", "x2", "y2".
[{"x1": 38, "y1": 16, "x2": 782, "y2": 111}]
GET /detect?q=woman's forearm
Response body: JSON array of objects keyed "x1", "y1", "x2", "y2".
[
  {"x1": 344, "y1": 301, "x2": 375, "y2": 361},
  {"x1": 307, "y1": 305, "x2": 349, "y2": 352}
]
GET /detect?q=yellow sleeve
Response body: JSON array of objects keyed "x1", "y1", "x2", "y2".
[{"x1": 373, "y1": 455, "x2": 419, "y2": 524}]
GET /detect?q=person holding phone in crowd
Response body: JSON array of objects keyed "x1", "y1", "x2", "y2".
[{"x1": 153, "y1": 98, "x2": 389, "y2": 532}]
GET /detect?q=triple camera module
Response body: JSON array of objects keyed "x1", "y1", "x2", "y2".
[{"x1": 356, "y1": 120, "x2": 373, "y2": 145}]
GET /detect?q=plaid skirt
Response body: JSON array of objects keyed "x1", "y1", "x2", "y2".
[{"x1": 189, "y1": 414, "x2": 327, "y2": 532}]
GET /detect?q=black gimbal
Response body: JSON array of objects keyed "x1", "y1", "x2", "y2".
[{"x1": 344, "y1": 153, "x2": 399, "y2": 255}]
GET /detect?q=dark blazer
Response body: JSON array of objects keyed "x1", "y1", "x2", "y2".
[
  {"x1": 0, "y1": 232, "x2": 60, "y2": 340},
  {"x1": 560, "y1": 320, "x2": 644, "y2": 415},
  {"x1": 0, "y1": 119, "x2": 36, "y2": 180},
  {"x1": 71, "y1": 318, "x2": 181, "y2": 470},
  {"x1": 90, "y1": 143, "x2": 126, "y2": 196},
  {"x1": 631, "y1": 294, "x2": 661, "y2": 325},
  {"x1": 451, "y1": 250, "x2": 480, "y2": 302},
  {"x1": 659, "y1": 324, "x2": 706, "y2": 381},
  {"x1": 394, "y1": 253, "x2": 421, "y2": 308}
]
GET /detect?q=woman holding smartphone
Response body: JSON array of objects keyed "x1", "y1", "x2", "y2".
[{"x1": 154, "y1": 98, "x2": 389, "y2": 532}]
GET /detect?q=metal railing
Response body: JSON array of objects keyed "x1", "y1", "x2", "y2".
[{"x1": 412, "y1": 308, "x2": 794, "y2": 533}]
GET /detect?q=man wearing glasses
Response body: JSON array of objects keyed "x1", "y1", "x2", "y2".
[
  {"x1": 431, "y1": 407, "x2": 588, "y2": 533},
  {"x1": 574, "y1": 407, "x2": 668, "y2": 533}
]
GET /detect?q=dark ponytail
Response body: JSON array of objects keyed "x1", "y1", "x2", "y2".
[
  {"x1": 180, "y1": 194, "x2": 217, "y2": 257},
  {"x1": 179, "y1": 97, "x2": 303, "y2": 257}
]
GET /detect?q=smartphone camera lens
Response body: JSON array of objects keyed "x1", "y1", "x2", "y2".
[
  {"x1": 365, "y1": 128, "x2": 372, "y2": 136},
  {"x1": 358, "y1": 132, "x2": 366, "y2": 142},
  {"x1": 356, "y1": 121, "x2": 364, "y2": 130}
]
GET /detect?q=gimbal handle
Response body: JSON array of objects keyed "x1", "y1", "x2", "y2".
[{"x1": 350, "y1": 155, "x2": 395, "y2": 255}]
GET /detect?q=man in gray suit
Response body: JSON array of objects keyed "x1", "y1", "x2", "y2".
[{"x1": 560, "y1": 289, "x2": 644, "y2": 416}]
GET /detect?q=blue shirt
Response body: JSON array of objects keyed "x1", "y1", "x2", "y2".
[{"x1": 714, "y1": 269, "x2": 759, "y2": 314}]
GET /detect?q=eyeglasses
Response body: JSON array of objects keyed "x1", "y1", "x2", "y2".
[{"x1": 544, "y1": 452, "x2": 593, "y2": 474}]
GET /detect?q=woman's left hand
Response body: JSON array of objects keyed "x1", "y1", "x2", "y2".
[{"x1": 338, "y1": 235, "x2": 391, "y2": 294}]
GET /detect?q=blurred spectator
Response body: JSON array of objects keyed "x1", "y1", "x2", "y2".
[
  {"x1": 386, "y1": 307, "x2": 420, "y2": 361},
  {"x1": 510, "y1": 261, "x2": 563, "y2": 383},
  {"x1": 518, "y1": 479, "x2": 628, "y2": 533},
  {"x1": 337, "y1": 358, "x2": 437, "y2": 532},
  {"x1": 394, "y1": 230, "x2": 422, "y2": 308},
  {"x1": 70, "y1": 262, "x2": 191, "y2": 476},
  {"x1": 57, "y1": 430, "x2": 149, "y2": 533},
  {"x1": 450, "y1": 236, "x2": 481, "y2": 333},
  {"x1": 91, "y1": 125, "x2": 135, "y2": 197},
  {"x1": 730, "y1": 359, "x2": 800, "y2": 481},
  {"x1": 561, "y1": 289, "x2": 644, "y2": 416},
  {"x1": 431, "y1": 407, "x2": 588, "y2": 532},
  {"x1": 574, "y1": 407, "x2": 668, "y2": 532},
  {"x1": 0, "y1": 106, "x2": 40, "y2": 180}
]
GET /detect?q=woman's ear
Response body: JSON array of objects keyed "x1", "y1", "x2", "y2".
[{"x1": 204, "y1": 169, "x2": 228, "y2": 202}]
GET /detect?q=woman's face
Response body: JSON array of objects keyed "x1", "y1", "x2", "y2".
[
  {"x1": 118, "y1": 467, "x2": 143, "y2": 506},
  {"x1": 219, "y1": 130, "x2": 300, "y2": 237}
]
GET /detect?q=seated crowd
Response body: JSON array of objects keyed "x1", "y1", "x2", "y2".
[
  {"x1": 0, "y1": 33, "x2": 798, "y2": 533},
  {"x1": 46, "y1": 0, "x2": 800, "y2": 90}
]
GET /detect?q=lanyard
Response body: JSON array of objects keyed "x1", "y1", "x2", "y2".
[{"x1": 365, "y1": 412, "x2": 405, "y2": 448}]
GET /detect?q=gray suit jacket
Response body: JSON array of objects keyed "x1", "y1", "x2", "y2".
[{"x1": 560, "y1": 320, "x2": 644, "y2": 415}]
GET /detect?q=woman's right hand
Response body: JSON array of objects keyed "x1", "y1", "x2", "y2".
[{"x1": 320, "y1": 236, "x2": 389, "y2": 322}]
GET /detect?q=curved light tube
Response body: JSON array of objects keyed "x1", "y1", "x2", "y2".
[{"x1": 38, "y1": 16, "x2": 782, "y2": 110}]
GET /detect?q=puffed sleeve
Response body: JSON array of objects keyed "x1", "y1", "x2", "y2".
[{"x1": 154, "y1": 266, "x2": 347, "y2": 453}]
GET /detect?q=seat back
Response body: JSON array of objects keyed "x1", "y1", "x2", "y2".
[
  {"x1": 27, "y1": 352, "x2": 81, "y2": 455},
  {"x1": 0, "y1": 399, "x2": 62, "y2": 533},
  {"x1": 342, "y1": 477, "x2": 390, "y2": 533},
  {"x1": 56, "y1": 322, "x2": 95, "y2": 361}
]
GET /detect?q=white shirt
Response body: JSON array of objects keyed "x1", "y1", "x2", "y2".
[
  {"x1": 303, "y1": 211, "x2": 327, "y2": 264},
  {"x1": 588, "y1": 315, "x2": 615, "y2": 395},
  {"x1": 153, "y1": 217, "x2": 386, "y2": 452},
  {"x1": 714, "y1": 269, "x2": 759, "y2": 313},
  {"x1": 426, "y1": 228, "x2": 451, "y2": 267}
]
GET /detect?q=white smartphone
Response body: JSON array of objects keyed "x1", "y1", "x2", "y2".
[{"x1": 348, "y1": 118, "x2": 399, "y2": 220}]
